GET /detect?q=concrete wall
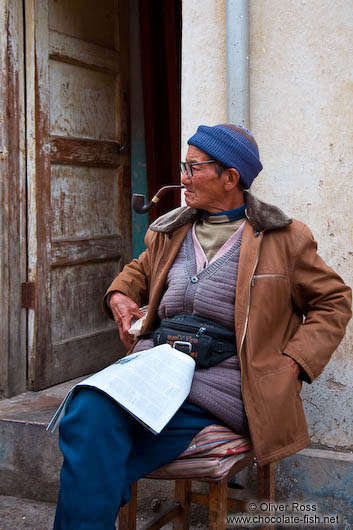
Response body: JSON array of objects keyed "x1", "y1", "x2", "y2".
[
  {"x1": 249, "y1": 0, "x2": 353, "y2": 449},
  {"x1": 181, "y1": 0, "x2": 227, "y2": 155},
  {"x1": 182, "y1": 0, "x2": 352, "y2": 449}
]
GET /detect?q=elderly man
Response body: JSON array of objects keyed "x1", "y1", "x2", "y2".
[{"x1": 53, "y1": 124, "x2": 351, "y2": 530}]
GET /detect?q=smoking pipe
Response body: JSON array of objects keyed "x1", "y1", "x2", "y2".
[{"x1": 132, "y1": 184, "x2": 184, "y2": 214}]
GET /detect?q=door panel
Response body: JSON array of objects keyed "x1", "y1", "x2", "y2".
[
  {"x1": 26, "y1": 0, "x2": 130, "y2": 390},
  {"x1": 49, "y1": 62, "x2": 118, "y2": 140},
  {"x1": 49, "y1": 0, "x2": 117, "y2": 48},
  {"x1": 51, "y1": 166, "x2": 122, "y2": 238},
  {"x1": 51, "y1": 261, "x2": 119, "y2": 343}
]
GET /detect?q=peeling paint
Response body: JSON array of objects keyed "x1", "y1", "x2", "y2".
[
  {"x1": 24, "y1": 0, "x2": 130, "y2": 391},
  {"x1": 0, "y1": 0, "x2": 27, "y2": 398}
]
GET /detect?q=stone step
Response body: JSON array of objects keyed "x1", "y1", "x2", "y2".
[
  {"x1": 2, "y1": 381, "x2": 352, "y2": 528},
  {"x1": 0, "y1": 378, "x2": 83, "y2": 503},
  {"x1": 0, "y1": 379, "x2": 208, "y2": 526}
]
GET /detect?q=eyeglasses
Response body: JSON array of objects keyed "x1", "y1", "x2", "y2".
[{"x1": 180, "y1": 160, "x2": 216, "y2": 178}]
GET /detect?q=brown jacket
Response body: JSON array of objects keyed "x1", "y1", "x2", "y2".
[{"x1": 105, "y1": 192, "x2": 352, "y2": 465}]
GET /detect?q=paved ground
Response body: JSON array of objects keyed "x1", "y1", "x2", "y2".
[
  {"x1": 0, "y1": 479, "x2": 253, "y2": 529},
  {"x1": 0, "y1": 494, "x2": 209, "y2": 530},
  {"x1": 0, "y1": 496, "x2": 56, "y2": 530}
]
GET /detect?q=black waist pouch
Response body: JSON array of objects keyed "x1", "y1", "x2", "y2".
[{"x1": 152, "y1": 314, "x2": 236, "y2": 369}]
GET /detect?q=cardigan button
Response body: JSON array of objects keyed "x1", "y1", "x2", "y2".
[{"x1": 191, "y1": 276, "x2": 199, "y2": 283}]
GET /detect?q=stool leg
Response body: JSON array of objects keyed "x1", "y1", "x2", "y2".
[
  {"x1": 118, "y1": 481, "x2": 137, "y2": 530},
  {"x1": 209, "y1": 477, "x2": 227, "y2": 530},
  {"x1": 257, "y1": 463, "x2": 275, "y2": 530},
  {"x1": 173, "y1": 479, "x2": 191, "y2": 530}
]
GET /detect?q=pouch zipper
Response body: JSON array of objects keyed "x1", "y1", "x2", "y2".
[
  {"x1": 162, "y1": 319, "x2": 232, "y2": 340},
  {"x1": 163, "y1": 320, "x2": 205, "y2": 334},
  {"x1": 196, "y1": 326, "x2": 207, "y2": 337}
]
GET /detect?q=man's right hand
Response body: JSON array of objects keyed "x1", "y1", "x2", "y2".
[{"x1": 109, "y1": 292, "x2": 144, "y2": 349}]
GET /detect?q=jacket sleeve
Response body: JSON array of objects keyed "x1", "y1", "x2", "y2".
[
  {"x1": 284, "y1": 224, "x2": 352, "y2": 383},
  {"x1": 102, "y1": 245, "x2": 151, "y2": 320}
]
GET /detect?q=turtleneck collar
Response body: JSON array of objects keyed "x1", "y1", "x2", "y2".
[{"x1": 201, "y1": 203, "x2": 246, "y2": 222}]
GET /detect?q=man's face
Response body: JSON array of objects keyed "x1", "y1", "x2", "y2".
[{"x1": 181, "y1": 146, "x2": 227, "y2": 212}]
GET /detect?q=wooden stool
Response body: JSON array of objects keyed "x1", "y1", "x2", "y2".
[{"x1": 118, "y1": 442, "x2": 275, "y2": 530}]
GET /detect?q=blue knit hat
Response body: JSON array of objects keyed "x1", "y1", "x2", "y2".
[{"x1": 187, "y1": 124, "x2": 263, "y2": 189}]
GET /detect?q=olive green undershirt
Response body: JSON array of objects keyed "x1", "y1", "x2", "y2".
[{"x1": 195, "y1": 215, "x2": 245, "y2": 262}]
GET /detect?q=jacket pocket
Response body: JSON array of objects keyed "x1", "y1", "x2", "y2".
[
  {"x1": 258, "y1": 364, "x2": 300, "y2": 431},
  {"x1": 281, "y1": 353, "x2": 303, "y2": 394},
  {"x1": 251, "y1": 273, "x2": 286, "y2": 287}
]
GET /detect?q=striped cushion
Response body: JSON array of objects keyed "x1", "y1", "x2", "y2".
[
  {"x1": 149, "y1": 425, "x2": 252, "y2": 480},
  {"x1": 179, "y1": 425, "x2": 251, "y2": 458}
]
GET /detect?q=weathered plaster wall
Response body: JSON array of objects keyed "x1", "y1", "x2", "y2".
[
  {"x1": 249, "y1": 1, "x2": 353, "y2": 448},
  {"x1": 181, "y1": 0, "x2": 227, "y2": 155},
  {"x1": 182, "y1": 0, "x2": 352, "y2": 449}
]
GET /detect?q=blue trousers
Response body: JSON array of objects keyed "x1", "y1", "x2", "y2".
[{"x1": 53, "y1": 388, "x2": 220, "y2": 529}]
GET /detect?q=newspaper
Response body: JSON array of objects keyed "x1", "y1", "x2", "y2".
[{"x1": 46, "y1": 344, "x2": 196, "y2": 435}]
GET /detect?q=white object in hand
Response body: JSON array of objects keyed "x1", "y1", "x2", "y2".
[{"x1": 129, "y1": 305, "x2": 148, "y2": 338}]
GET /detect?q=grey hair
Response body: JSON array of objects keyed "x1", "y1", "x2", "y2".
[{"x1": 214, "y1": 162, "x2": 246, "y2": 191}]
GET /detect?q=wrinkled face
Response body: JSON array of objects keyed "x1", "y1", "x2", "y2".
[{"x1": 181, "y1": 146, "x2": 227, "y2": 212}]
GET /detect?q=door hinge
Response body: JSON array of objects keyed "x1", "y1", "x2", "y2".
[{"x1": 21, "y1": 282, "x2": 35, "y2": 309}]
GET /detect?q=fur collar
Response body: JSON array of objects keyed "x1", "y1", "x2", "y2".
[{"x1": 149, "y1": 191, "x2": 292, "y2": 234}]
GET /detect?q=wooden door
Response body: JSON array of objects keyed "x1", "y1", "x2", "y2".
[
  {"x1": 0, "y1": 0, "x2": 27, "y2": 398},
  {"x1": 25, "y1": 0, "x2": 130, "y2": 390}
]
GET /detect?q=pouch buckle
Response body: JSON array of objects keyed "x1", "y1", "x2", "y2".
[{"x1": 172, "y1": 340, "x2": 192, "y2": 354}]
